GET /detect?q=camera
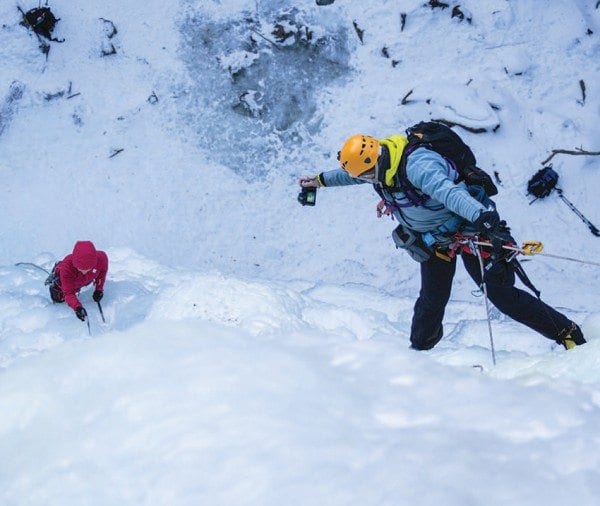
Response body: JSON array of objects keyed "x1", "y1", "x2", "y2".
[{"x1": 298, "y1": 187, "x2": 317, "y2": 206}]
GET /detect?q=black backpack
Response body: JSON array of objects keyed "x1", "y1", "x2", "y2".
[
  {"x1": 20, "y1": 6, "x2": 61, "y2": 41},
  {"x1": 394, "y1": 121, "x2": 498, "y2": 206},
  {"x1": 527, "y1": 166, "x2": 559, "y2": 199}
]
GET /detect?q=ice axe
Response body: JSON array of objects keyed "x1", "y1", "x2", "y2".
[
  {"x1": 78, "y1": 307, "x2": 91, "y2": 336},
  {"x1": 97, "y1": 301, "x2": 106, "y2": 323}
]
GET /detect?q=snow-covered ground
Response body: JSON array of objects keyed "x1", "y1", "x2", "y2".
[{"x1": 1, "y1": 1, "x2": 599, "y2": 504}]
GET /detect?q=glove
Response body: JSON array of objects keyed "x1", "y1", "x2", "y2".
[
  {"x1": 474, "y1": 210, "x2": 515, "y2": 259},
  {"x1": 473, "y1": 209, "x2": 500, "y2": 235},
  {"x1": 75, "y1": 306, "x2": 87, "y2": 321},
  {"x1": 489, "y1": 228, "x2": 516, "y2": 260},
  {"x1": 298, "y1": 175, "x2": 323, "y2": 188},
  {"x1": 93, "y1": 290, "x2": 103, "y2": 302}
]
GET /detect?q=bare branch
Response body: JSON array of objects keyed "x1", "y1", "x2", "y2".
[
  {"x1": 541, "y1": 148, "x2": 600, "y2": 165},
  {"x1": 432, "y1": 118, "x2": 491, "y2": 134},
  {"x1": 109, "y1": 148, "x2": 124, "y2": 159},
  {"x1": 400, "y1": 89, "x2": 414, "y2": 105}
]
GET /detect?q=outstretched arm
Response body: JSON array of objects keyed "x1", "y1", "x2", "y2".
[{"x1": 298, "y1": 169, "x2": 367, "y2": 188}]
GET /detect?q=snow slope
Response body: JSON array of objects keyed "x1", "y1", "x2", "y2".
[{"x1": 1, "y1": 1, "x2": 600, "y2": 504}]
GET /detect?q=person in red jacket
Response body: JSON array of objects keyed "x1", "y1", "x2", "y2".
[{"x1": 47, "y1": 241, "x2": 108, "y2": 321}]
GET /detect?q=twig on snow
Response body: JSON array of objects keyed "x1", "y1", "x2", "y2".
[
  {"x1": 432, "y1": 118, "x2": 491, "y2": 134},
  {"x1": 400, "y1": 89, "x2": 414, "y2": 105},
  {"x1": 352, "y1": 21, "x2": 364, "y2": 44},
  {"x1": 578, "y1": 79, "x2": 586, "y2": 105},
  {"x1": 541, "y1": 148, "x2": 600, "y2": 165},
  {"x1": 249, "y1": 28, "x2": 281, "y2": 50}
]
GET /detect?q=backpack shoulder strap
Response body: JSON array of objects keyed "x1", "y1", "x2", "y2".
[{"x1": 389, "y1": 140, "x2": 432, "y2": 206}]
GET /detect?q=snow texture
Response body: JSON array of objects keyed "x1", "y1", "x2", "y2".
[{"x1": 1, "y1": 0, "x2": 600, "y2": 504}]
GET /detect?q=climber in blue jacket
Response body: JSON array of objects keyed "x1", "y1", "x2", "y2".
[{"x1": 299, "y1": 131, "x2": 586, "y2": 351}]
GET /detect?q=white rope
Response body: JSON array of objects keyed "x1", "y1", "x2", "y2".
[
  {"x1": 469, "y1": 240, "x2": 497, "y2": 366},
  {"x1": 470, "y1": 241, "x2": 600, "y2": 267}
]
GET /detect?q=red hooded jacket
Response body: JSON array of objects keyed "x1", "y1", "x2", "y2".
[{"x1": 56, "y1": 241, "x2": 109, "y2": 310}]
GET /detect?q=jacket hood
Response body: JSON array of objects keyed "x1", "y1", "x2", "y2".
[{"x1": 72, "y1": 241, "x2": 97, "y2": 270}]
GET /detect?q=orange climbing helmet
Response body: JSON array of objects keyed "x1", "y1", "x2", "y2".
[{"x1": 337, "y1": 134, "x2": 380, "y2": 178}]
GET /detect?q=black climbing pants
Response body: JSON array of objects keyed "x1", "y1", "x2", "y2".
[{"x1": 410, "y1": 252, "x2": 574, "y2": 350}]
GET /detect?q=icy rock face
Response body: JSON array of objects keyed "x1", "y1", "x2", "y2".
[{"x1": 178, "y1": 6, "x2": 351, "y2": 178}]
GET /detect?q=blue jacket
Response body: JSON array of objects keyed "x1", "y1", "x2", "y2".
[{"x1": 320, "y1": 147, "x2": 490, "y2": 244}]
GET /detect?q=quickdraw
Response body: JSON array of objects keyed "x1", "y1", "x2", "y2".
[
  {"x1": 520, "y1": 241, "x2": 544, "y2": 256},
  {"x1": 452, "y1": 236, "x2": 545, "y2": 259}
]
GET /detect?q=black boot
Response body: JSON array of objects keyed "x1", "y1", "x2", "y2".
[
  {"x1": 410, "y1": 323, "x2": 443, "y2": 351},
  {"x1": 557, "y1": 323, "x2": 586, "y2": 350}
]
